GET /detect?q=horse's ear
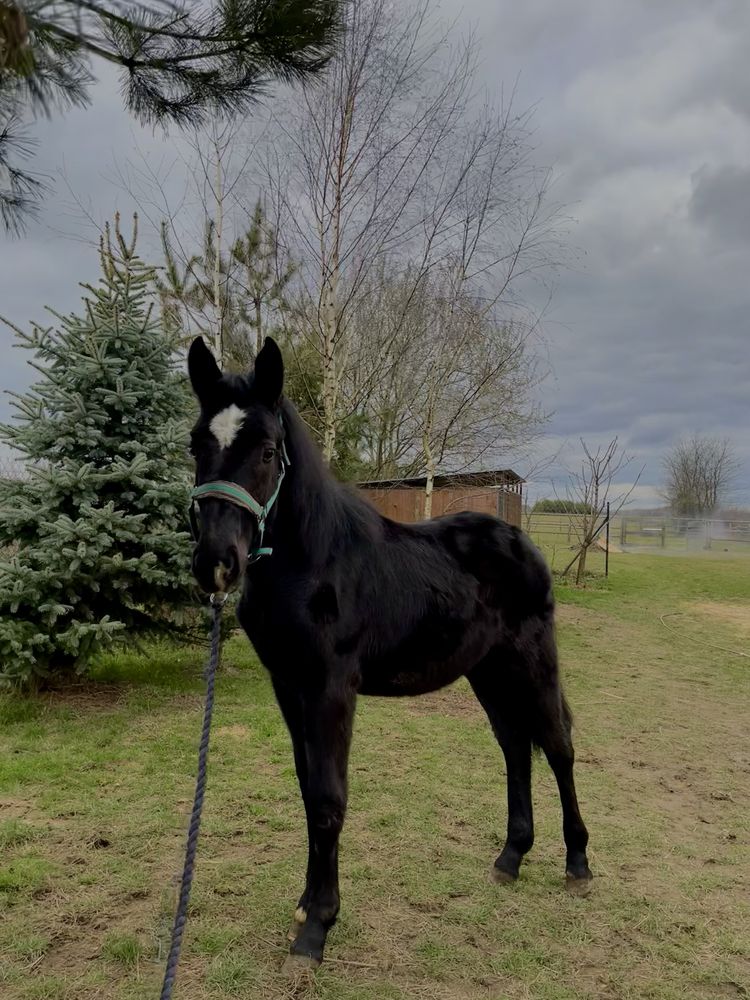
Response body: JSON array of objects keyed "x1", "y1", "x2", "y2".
[
  {"x1": 253, "y1": 337, "x2": 284, "y2": 409},
  {"x1": 188, "y1": 337, "x2": 221, "y2": 402}
]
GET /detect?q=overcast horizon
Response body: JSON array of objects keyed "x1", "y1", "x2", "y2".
[{"x1": 1, "y1": 0, "x2": 748, "y2": 508}]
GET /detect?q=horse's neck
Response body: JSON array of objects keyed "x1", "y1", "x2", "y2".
[{"x1": 275, "y1": 405, "x2": 344, "y2": 562}]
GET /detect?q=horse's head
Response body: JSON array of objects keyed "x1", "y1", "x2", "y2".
[{"x1": 187, "y1": 336, "x2": 286, "y2": 594}]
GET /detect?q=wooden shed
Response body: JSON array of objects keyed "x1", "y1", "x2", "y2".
[{"x1": 358, "y1": 470, "x2": 524, "y2": 528}]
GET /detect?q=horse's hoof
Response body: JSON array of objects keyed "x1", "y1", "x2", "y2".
[
  {"x1": 491, "y1": 864, "x2": 518, "y2": 884},
  {"x1": 565, "y1": 872, "x2": 593, "y2": 897},
  {"x1": 282, "y1": 951, "x2": 320, "y2": 981}
]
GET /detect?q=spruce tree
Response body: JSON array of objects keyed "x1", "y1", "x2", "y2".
[{"x1": 0, "y1": 213, "x2": 194, "y2": 686}]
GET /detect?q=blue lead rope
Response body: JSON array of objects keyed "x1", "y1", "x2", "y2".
[{"x1": 160, "y1": 594, "x2": 224, "y2": 1000}]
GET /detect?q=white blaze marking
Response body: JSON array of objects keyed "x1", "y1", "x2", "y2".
[{"x1": 210, "y1": 404, "x2": 247, "y2": 449}]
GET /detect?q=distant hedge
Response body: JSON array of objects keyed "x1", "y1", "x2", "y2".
[{"x1": 532, "y1": 499, "x2": 594, "y2": 514}]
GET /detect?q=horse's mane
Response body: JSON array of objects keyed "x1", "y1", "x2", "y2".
[{"x1": 278, "y1": 397, "x2": 381, "y2": 563}]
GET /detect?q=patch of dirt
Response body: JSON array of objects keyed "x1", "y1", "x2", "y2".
[
  {"x1": 30, "y1": 683, "x2": 204, "y2": 715},
  {"x1": 556, "y1": 604, "x2": 600, "y2": 628},
  {"x1": 402, "y1": 682, "x2": 482, "y2": 720},
  {"x1": 215, "y1": 724, "x2": 251, "y2": 739},
  {"x1": 39, "y1": 682, "x2": 128, "y2": 709},
  {"x1": 594, "y1": 536, "x2": 623, "y2": 553},
  {"x1": 0, "y1": 797, "x2": 39, "y2": 820},
  {"x1": 690, "y1": 601, "x2": 750, "y2": 639},
  {"x1": 40, "y1": 890, "x2": 156, "y2": 976}
]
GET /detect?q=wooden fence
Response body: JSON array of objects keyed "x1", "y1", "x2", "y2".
[{"x1": 360, "y1": 486, "x2": 522, "y2": 527}]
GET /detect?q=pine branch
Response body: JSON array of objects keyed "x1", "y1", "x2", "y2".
[{"x1": 1, "y1": 0, "x2": 346, "y2": 233}]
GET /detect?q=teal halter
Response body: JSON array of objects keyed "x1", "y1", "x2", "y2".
[{"x1": 189, "y1": 433, "x2": 289, "y2": 563}]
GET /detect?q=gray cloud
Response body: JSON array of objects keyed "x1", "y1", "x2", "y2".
[
  {"x1": 1, "y1": 2, "x2": 748, "y2": 504},
  {"x1": 689, "y1": 165, "x2": 750, "y2": 243}
]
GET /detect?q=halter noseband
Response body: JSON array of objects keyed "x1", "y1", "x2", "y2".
[{"x1": 189, "y1": 424, "x2": 289, "y2": 564}]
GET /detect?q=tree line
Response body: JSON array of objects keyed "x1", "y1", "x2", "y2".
[
  {"x1": 145, "y1": 0, "x2": 552, "y2": 492},
  {"x1": 0, "y1": 0, "x2": 554, "y2": 686},
  {"x1": 5, "y1": 0, "x2": 558, "y2": 494},
  {"x1": 2, "y1": 0, "x2": 742, "y2": 685}
]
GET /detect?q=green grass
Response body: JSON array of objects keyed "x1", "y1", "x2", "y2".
[
  {"x1": 102, "y1": 933, "x2": 148, "y2": 969},
  {"x1": 0, "y1": 551, "x2": 749, "y2": 999}
]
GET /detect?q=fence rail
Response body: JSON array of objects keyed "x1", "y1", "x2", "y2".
[{"x1": 524, "y1": 511, "x2": 750, "y2": 555}]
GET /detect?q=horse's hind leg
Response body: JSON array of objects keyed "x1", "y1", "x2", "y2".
[
  {"x1": 536, "y1": 688, "x2": 593, "y2": 892},
  {"x1": 468, "y1": 657, "x2": 535, "y2": 882},
  {"x1": 522, "y1": 617, "x2": 592, "y2": 890},
  {"x1": 470, "y1": 634, "x2": 593, "y2": 891}
]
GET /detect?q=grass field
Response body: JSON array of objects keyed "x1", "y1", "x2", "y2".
[{"x1": 1, "y1": 551, "x2": 749, "y2": 1000}]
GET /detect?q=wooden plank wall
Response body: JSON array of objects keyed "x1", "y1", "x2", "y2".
[{"x1": 360, "y1": 487, "x2": 522, "y2": 527}]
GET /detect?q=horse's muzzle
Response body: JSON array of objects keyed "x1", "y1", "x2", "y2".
[{"x1": 192, "y1": 544, "x2": 243, "y2": 594}]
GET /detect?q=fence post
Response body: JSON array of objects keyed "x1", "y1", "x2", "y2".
[
  {"x1": 661, "y1": 523, "x2": 666, "y2": 548},
  {"x1": 605, "y1": 502, "x2": 610, "y2": 578},
  {"x1": 620, "y1": 518, "x2": 626, "y2": 546}
]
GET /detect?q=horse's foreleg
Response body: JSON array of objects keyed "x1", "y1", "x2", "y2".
[
  {"x1": 285, "y1": 681, "x2": 355, "y2": 973},
  {"x1": 272, "y1": 678, "x2": 316, "y2": 934}
]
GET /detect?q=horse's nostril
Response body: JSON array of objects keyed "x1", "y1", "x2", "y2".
[
  {"x1": 193, "y1": 545, "x2": 242, "y2": 594},
  {"x1": 226, "y1": 546, "x2": 240, "y2": 579},
  {"x1": 212, "y1": 547, "x2": 241, "y2": 593}
]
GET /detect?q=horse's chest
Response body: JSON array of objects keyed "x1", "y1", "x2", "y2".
[{"x1": 236, "y1": 582, "x2": 328, "y2": 675}]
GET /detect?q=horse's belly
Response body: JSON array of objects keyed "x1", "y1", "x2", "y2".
[
  {"x1": 358, "y1": 660, "x2": 466, "y2": 696},
  {"x1": 358, "y1": 640, "x2": 485, "y2": 697},
  {"x1": 358, "y1": 604, "x2": 497, "y2": 696}
]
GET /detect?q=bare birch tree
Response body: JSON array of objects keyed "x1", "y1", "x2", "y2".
[
  {"x1": 346, "y1": 261, "x2": 544, "y2": 509},
  {"x1": 662, "y1": 435, "x2": 738, "y2": 516},
  {"x1": 560, "y1": 438, "x2": 642, "y2": 585},
  {"x1": 119, "y1": 125, "x2": 294, "y2": 369},
  {"x1": 115, "y1": 129, "x2": 358, "y2": 467},
  {"x1": 257, "y1": 0, "x2": 563, "y2": 463},
  {"x1": 402, "y1": 265, "x2": 543, "y2": 516}
]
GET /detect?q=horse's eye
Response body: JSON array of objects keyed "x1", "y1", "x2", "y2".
[{"x1": 262, "y1": 447, "x2": 276, "y2": 464}]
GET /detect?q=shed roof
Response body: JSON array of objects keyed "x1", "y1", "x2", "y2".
[{"x1": 358, "y1": 469, "x2": 523, "y2": 489}]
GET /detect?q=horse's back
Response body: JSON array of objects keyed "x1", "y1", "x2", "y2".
[
  {"x1": 356, "y1": 511, "x2": 554, "y2": 696},
  {"x1": 391, "y1": 510, "x2": 553, "y2": 619}
]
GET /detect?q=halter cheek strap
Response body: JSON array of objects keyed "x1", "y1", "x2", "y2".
[{"x1": 189, "y1": 425, "x2": 289, "y2": 563}]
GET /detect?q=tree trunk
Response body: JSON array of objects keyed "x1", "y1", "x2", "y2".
[
  {"x1": 254, "y1": 296, "x2": 263, "y2": 356},
  {"x1": 423, "y1": 430, "x2": 435, "y2": 520},
  {"x1": 575, "y1": 544, "x2": 588, "y2": 586},
  {"x1": 213, "y1": 149, "x2": 224, "y2": 365},
  {"x1": 321, "y1": 274, "x2": 338, "y2": 464},
  {"x1": 318, "y1": 79, "x2": 354, "y2": 466}
]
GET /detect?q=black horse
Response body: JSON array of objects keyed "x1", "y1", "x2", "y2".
[{"x1": 187, "y1": 336, "x2": 592, "y2": 972}]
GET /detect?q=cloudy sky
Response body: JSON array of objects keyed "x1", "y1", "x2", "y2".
[{"x1": 1, "y1": 0, "x2": 748, "y2": 506}]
